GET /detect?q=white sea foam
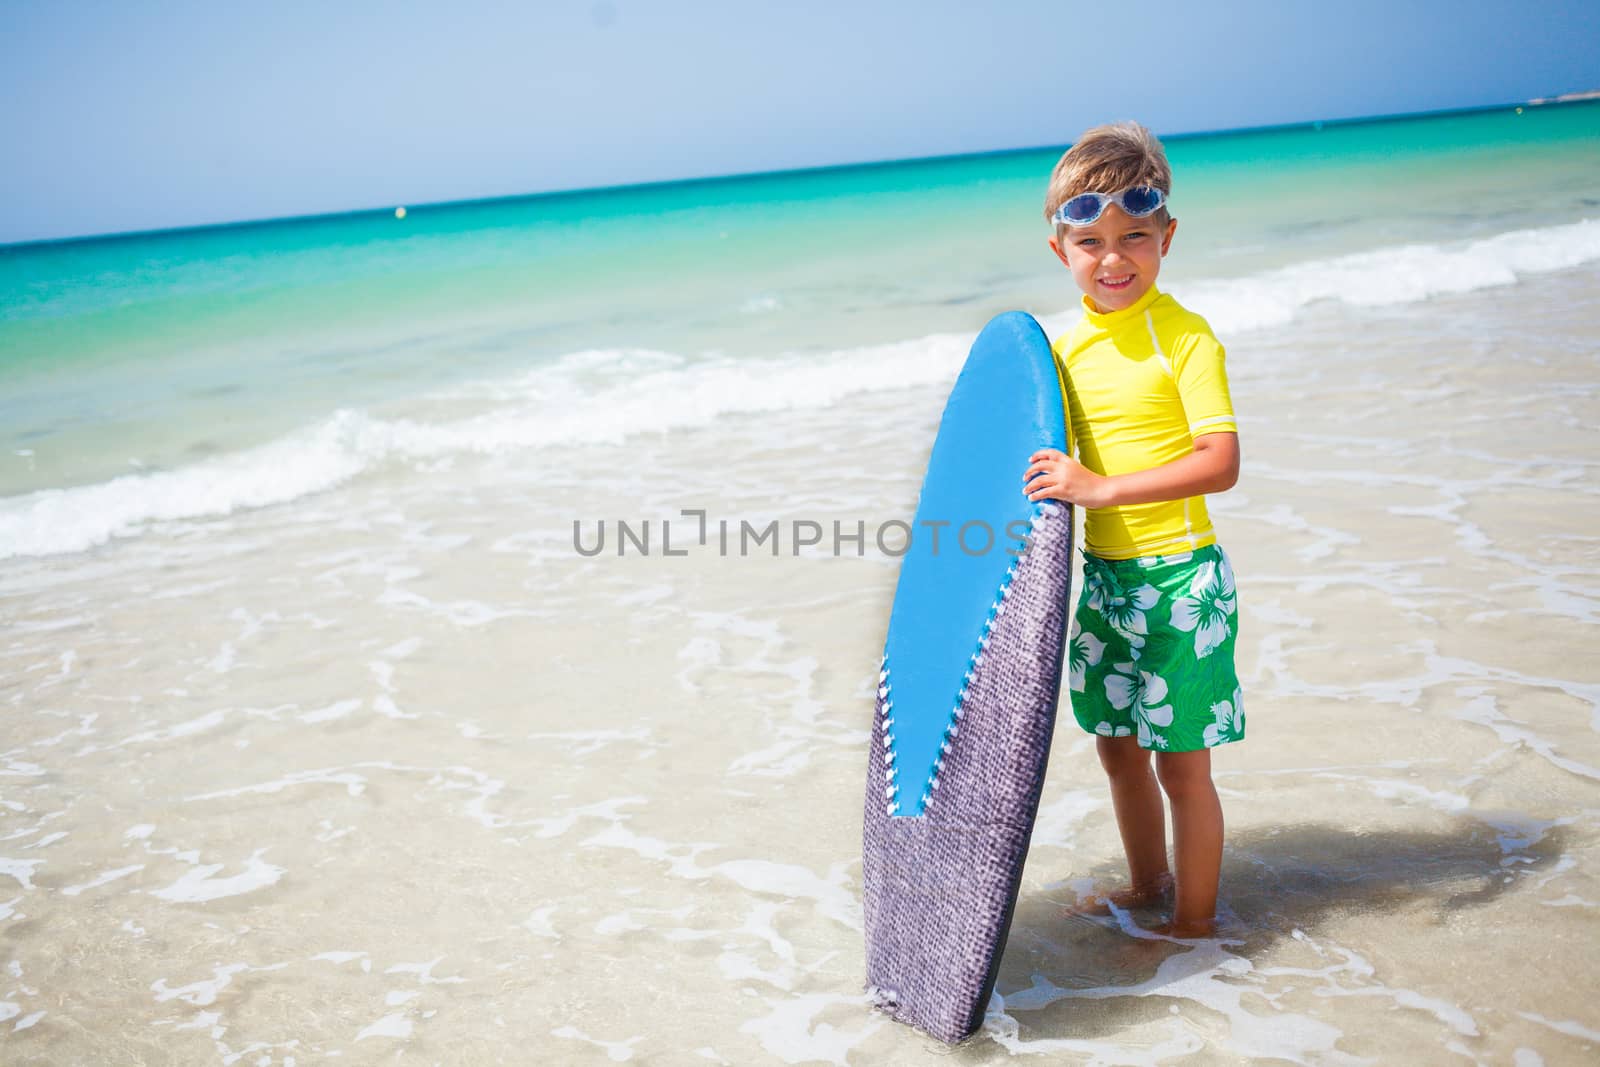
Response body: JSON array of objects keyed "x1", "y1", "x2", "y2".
[
  {"x1": 551, "y1": 1025, "x2": 641, "y2": 1062},
  {"x1": 299, "y1": 698, "x2": 362, "y2": 724},
  {"x1": 738, "y1": 992, "x2": 883, "y2": 1065},
  {"x1": 0, "y1": 858, "x2": 43, "y2": 890},
  {"x1": 148, "y1": 848, "x2": 284, "y2": 903},
  {"x1": 151, "y1": 962, "x2": 256, "y2": 1006},
  {"x1": 523, "y1": 905, "x2": 561, "y2": 940},
  {"x1": 1181, "y1": 217, "x2": 1600, "y2": 334},
  {"x1": 1519, "y1": 1011, "x2": 1600, "y2": 1043},
  {"x1": 0, "y1": 334, "x2": 970, "y2": 563},
  {"x1": 61, "y1": 863, "x2": 144, "y2": 896},
  {"x1": 4, "y1": 218, "x2": 1597, "y2": 561},
  {"x1": 118, "y1": 709, "x2": 230, "y2": 748},
  {"x1": 526, "y1": 728, "x2": 653, "y2": 757},
  {"x1": 310, "y1": 951, "x2": 369, "y2": 966},
  {"x1": 356, "y1": 1013, "x2": 413, "y2": 1040},
  {"x1": 989, "y1": 934, "x2": 1356, "y2": 1063},
  {"x1": 716, "y1": 900, "x2": 799, "y2": 991},
  {"x1": 384, "y1": 957, "x2": 465, "y2": 985},
  {"x1": 713, "y1": 859, "x2": 860, "y2": 931}
]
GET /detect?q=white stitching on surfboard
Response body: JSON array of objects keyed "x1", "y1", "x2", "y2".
[
  {"x1": 880, "y1": 654, "x2": 901, "y2": 815},
  {"x1": 902, "y1": 502, "x2": 1062, "y2": 819}
]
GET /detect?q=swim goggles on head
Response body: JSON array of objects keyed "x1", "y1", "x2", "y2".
[{"x1": 1051, "y1": 185, "x2": 1167, "y2": 227}]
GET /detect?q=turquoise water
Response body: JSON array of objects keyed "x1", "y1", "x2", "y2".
[{"x1": 2, "y1": 100, "x2": 1598, "y2": 510}]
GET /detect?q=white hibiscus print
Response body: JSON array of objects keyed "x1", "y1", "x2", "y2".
[
  {"x1": 1094, "y1": 721, "x2": 1132, "y2": 738},
  {"x1": 1102, "y1": 583, "x2": 1159, "y2": 651},
  {"x1": 1084, "y1": 564, "x2": 1157, "y2": 648},
  {"x1": 1203, "y1": 685, "x2": 1245, "y2": 747},
  {"x1": 1104, "y1": 662, "x2": 1174, "y2": 749},
  {"x1": 1068, "y1": 628, "x2": 1106, "y2": 692},
  {"x1": 1170, "y1": 557, "x2": 1237, "y2": 659}
]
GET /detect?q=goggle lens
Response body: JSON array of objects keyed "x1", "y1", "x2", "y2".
[
  {"x1": 1062, "y1": 193, "x2": 1108, "y2": 224},
  {"x1": 1119, "y1": 185, "x2": 1164, "y2": 217}
]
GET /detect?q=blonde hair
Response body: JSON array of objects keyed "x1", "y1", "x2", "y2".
[{"x1": 1043, "y1": 121, "x2": 1173, "y2": 229}]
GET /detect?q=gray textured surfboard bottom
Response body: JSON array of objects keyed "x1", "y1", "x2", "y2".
[{"x1": 862, "y1": 502, "x2": 1074, "y2": 1044}]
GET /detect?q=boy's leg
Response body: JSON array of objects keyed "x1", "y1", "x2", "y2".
[
  {"x1": 1070, "y1": 735, "x2": 1172, "y2": 913},
  {"x1": 1154, "y1": 748, "x2": 1223, "y2": 936}
]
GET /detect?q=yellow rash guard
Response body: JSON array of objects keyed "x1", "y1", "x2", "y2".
[{"x1": 1051, "y1": 285, "x2": 1237, "y2": 560}]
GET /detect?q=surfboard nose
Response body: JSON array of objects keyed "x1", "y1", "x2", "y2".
[{"x1": 975, "y1": 309, "x2": 1048, "y2": 348}]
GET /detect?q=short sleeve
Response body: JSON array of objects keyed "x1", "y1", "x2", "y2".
[{"x1": 1170, "y1": 329, "x2": 1236, "y2": 438}]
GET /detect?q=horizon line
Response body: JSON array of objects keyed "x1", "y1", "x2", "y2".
[{"x1": 7, "y1": 91, "x2": 1598, "y2": 252}]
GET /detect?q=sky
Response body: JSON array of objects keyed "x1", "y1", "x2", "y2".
[{"x1": 3, "y1": 0, "x2": 1598, "y2": 245}]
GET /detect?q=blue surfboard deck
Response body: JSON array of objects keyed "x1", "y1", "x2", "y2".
[{"x1": 862, "y1": 311, "x2": 1075, "y2": 1044}]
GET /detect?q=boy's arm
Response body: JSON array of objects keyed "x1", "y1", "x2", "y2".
[{"x1": 1024, "y1": 431, "x2": 1239, "y2": 509}]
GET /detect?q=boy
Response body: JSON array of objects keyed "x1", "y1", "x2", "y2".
[{"x1": 1022, "y1": 121, "x2": 1243, "y2": 939}]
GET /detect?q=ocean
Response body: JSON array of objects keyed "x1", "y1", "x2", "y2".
[{"x1": 2, "y1": 101, "x2": 1598, "y2": 1063}]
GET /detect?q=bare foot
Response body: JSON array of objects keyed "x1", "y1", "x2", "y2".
[
  {"x1": 1149, "y1": 916, "x2": 1216, "y2": 939},
  {"x1": 1063, "y1": 871, "x2": 1175, "y2": 917}
]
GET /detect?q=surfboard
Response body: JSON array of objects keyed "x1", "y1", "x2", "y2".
[{"x1": 861, "y1": 310, "x2": 1074, "y2": 1044}]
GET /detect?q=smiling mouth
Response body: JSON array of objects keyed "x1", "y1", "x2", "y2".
[{"x1": 1099, "y1": 274, "x2": 1135, "y2": 289}]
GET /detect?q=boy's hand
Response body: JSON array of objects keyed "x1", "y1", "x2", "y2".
[{"x1": 1024, "y1": 449, "x2": 1110, "y2": 508}]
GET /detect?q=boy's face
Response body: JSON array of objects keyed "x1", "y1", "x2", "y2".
[{"x1": 1048, "y1": 204, "x2": 1177, "y2": 314}]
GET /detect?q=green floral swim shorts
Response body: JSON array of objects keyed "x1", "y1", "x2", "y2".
[{"x1": 1068, "y1": 544, "x2": 1244, "y2": 752}]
